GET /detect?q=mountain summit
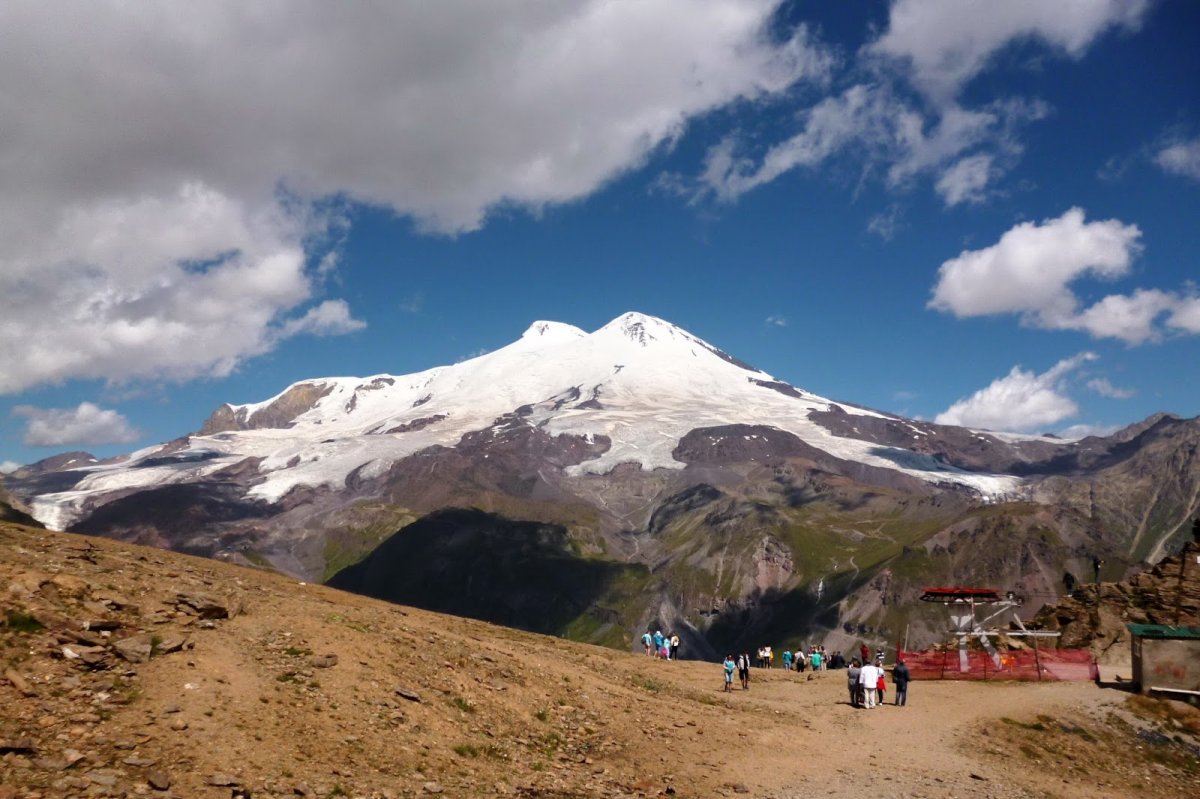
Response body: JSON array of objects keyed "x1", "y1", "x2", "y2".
[{"x1": 5, "y1": 312, "x2": 1198, "y2": 656}]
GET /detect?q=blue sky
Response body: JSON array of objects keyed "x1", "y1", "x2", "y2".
[{"x1": 1, "y1": 0, "x2": 1198, "y2": 470}]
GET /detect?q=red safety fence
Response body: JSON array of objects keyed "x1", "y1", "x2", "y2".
[{"x1": 897, "y1": 647, "x2": 1098, "y2": 681}]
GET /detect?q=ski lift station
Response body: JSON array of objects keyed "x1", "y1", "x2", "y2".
[{"x1": 1127, "y1": 624, "x2": 1200, "y2": 699}]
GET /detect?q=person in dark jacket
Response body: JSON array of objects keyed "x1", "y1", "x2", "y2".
[
  {"x1": 847, "y1": 659, "x2": 862, "y2": 708},
  {"x1": 892, "y1": 659, "x2": 911, "y2": 706}
]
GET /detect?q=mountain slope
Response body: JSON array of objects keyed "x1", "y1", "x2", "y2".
[
  {"x1": 7, "y1": 312, "x2": 1199, "y2": 655},
  {"x1": 7, "y1": 520, "x2": 1198, "y2": 798}
]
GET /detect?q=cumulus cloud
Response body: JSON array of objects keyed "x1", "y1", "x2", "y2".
[
  {"x1": 935, "y1": 352, "x2": 1096, "y2": 432},
  {"x1": 766, "y1": 315, "x2": 789, "y2": 327},
  {"x1": 0, "y1": 461, "x2": 20, "y2": 474},
  {"x1": 1086, "y1": 378, "x2": 1135, "y2": 399},
  {"x1": 0, "y1": 1, "x2": 824, "y2": 394},
  {"x1": 1168, "y1": 295, "x2": 1200, "y2": 333},
  {"x1": 1155, "y1": 137, "x2": 1200, "y2": 180},
  {"x1": 0, "y1": 183, "x2": 361, "y2": 393},
  {"x1": 929, "y1": 208, "x2": 1140, "y2": 318},
  {"x1": 929, "y1": 208, "x2": 1200, "y2": 344},
  {"x1": 13, "y1": 402, "x2": 142, "y2": 447}
]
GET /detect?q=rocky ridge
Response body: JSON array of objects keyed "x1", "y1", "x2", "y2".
[{"x1": 1031, "y1": 526, "x2": 1200, "y2": 658}]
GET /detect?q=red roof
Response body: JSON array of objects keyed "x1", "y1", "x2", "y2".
[{"x1": 919, "y1": 587, "x2": 1002, "y2": 602}]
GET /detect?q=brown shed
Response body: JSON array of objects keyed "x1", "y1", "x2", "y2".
[{"x1": 1127, "y1": 623, "x2": 1200, "y2": 698}]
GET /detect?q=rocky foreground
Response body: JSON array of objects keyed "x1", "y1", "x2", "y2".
[{"x1": 2, "y1": 521, "x2": 1199, "y2": 798}]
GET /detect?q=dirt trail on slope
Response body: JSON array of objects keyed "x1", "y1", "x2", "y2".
[{"x1": 2, "y1": 522, "x2": 1197, "y2": 798}]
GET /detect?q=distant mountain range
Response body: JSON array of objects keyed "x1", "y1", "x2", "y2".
[{"x1": 5, "y1": 312, "x2": 1198, "y2": 658}]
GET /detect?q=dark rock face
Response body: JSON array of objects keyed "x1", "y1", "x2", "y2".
[
  {"x1": 672, "y1": 425, "x2": 814, "y2": 465},
  {"x1": 328, "y1": 508, "x2": 647, "y2": 636},
  {"x1": 70, "y1": 484, "x2": 273, "y2": 553},
  {"x1": 382, "y1": 414, "x2": 447, "y2": 434},
  {"x1": 749, "y1": 379, "x2": 804, "y2": 399},
  {"x1": 648, "y1": 485, "x2": 725, "y2": 534},
  {"x1": 0, "y1": 486, "x2": 41, "y2": 528}
]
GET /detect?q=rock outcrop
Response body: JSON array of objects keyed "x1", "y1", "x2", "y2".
[{"x1": 1030, "y1": 533, "x2": 1200, "y2": 657}]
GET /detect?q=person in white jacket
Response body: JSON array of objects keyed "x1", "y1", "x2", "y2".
[{"x1": 858, "y1": 661, "x2": 880, "y2": 708}]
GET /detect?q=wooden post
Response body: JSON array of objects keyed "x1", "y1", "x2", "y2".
[{"x1": 1033, "y1": 634, "x2": 1042, "y2": 682}]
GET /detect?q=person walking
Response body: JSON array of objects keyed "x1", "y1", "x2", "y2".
[
  {"x1": 809, "y1": 647, "x2": 822, "y2": 672},
  {"x1": 859, "y1": 660, "x2": 880, "y2": 708},
  {"x1": 669, "y1": 633, "x2": 680, "y2": 661},
  {"x1": 893, "y1": 659, "x2": 911, "y2": 706},
  {"x1": 782, "y1": 649, "x2": 793, "y2": 671},
  {"x1": 737, "y1": 652, "x2": 751, "y2": 690},
  {"x1": 723, "y1": 655, "x2": 736, "y2": 692},
  {"x1": 641, "y1": 630, "x2": 653, "y2": 656},
  {"x1": 847, "y1": 658, "x2": 862, "y2": 708}
]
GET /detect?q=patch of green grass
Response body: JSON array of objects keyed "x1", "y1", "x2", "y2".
[
  {"x1": 534, "y1": 707, "x2": 549, "y2": 722},
  {"x1": 634, "y1": 676, "x2": 663, "y2": 694},
  {"x1": 284, "y1": 647, "x2": 312, "y2": 658},
  {"x1": 276, "y1": 671, "x2": 303, "y2": 684},
  {"x1": 453, "y1": 744, "x2": 480, "y2": 758},
  {"x1": 451, "y1": 696, "x2": 475, "y2": 714},
  {"x1": 3, "y1": 609, "x2": 43, "y2": 633}
]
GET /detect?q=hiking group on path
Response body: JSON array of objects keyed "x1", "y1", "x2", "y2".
[
  {"x1": 641, "y1": 629, "x2": 681, "y2": 660},
  {"x1": 721, "y1": 643, "x2": 912, "y2": 707}
]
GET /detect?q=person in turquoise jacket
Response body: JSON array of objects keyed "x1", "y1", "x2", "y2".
[{"x1": 723, "y1": 655, "x2": 736, "y2": 692}]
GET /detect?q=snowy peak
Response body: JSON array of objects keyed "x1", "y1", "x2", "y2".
[
  {"x1": 596, "y1": 311, "x2": 685, "y2": 347},
  {"x1": 520, "y1": 321, "x2": 587, "y2": 342}
]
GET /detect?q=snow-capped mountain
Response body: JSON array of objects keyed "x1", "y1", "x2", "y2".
[
  {"x1": 27, "y1": 312, "x2": 1022, "y2": 528},
  {"x1": 6, "y1": 312, "x2": 1198, "y2": 656}
]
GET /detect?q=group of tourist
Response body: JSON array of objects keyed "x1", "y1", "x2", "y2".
[
  {"x1": 720, "y1": 642, "x2": 913, "y2": 706},
  {"x1": 846, "y1": 656, "x2": 911, "y2": 707},
  {"x1": 641, "y1": 629, "x2": 681, "y2": 660}
]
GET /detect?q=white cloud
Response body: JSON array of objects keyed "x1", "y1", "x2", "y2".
[
  {"x1": 701, "y1": 0, "x2": 1142, "y2": 207},
  {"x1": 0, "y1": 1, "x2": 826, "y2": 394},
  {"x1": 928, "y1": 208, "x2": 1200, "y2": 344},
  {"x1": 1154, "y1": 137, "x2": 1200, "y2": 180},
  {"x1": 701, "y1": 86, "x2": 1036, "y2": 203},
  {"x1": 766, "y1": 315, "x2": 788, "y2": 327},
  {"x1": 935, "y1": 154, "x2": 993, "y2": 206},
  {"x1": 868, "y1": 0, "x2": 1148, "y2": 103},
  {"x1": 13, "y1": 402, "x2": 142, "y2": 447},
  {"x1": 1069, "y1": 288, "x2": 1177, "y2": 344},
  {"x1": 929, "y1": 208, "x2": 1140, "y2": 319},
  {"x1": 1086, "y1": 378, "x2": 1135, "y2": 399},
  {"x1": 1167, "y1": 294, "x2": 1200, "y2": 333},
  {"x1": 278, "y1": 300, "x2": 366, "y2": 339},
  {"x1": 0, "y1": 184, "x2": 355, "y2": 393},
  {"x1": 867, "y1": 206, "x2": 904, "y2": 241},
  {"x1": 935, "y1": 352, "x2": 1096, "y2": 432},
  {"x1": 0, "y1": 460, "x2": 20, "y2": 474},
  {"x1": 1058, "y1": 422, "x2": 1120, "y2": 440}
]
